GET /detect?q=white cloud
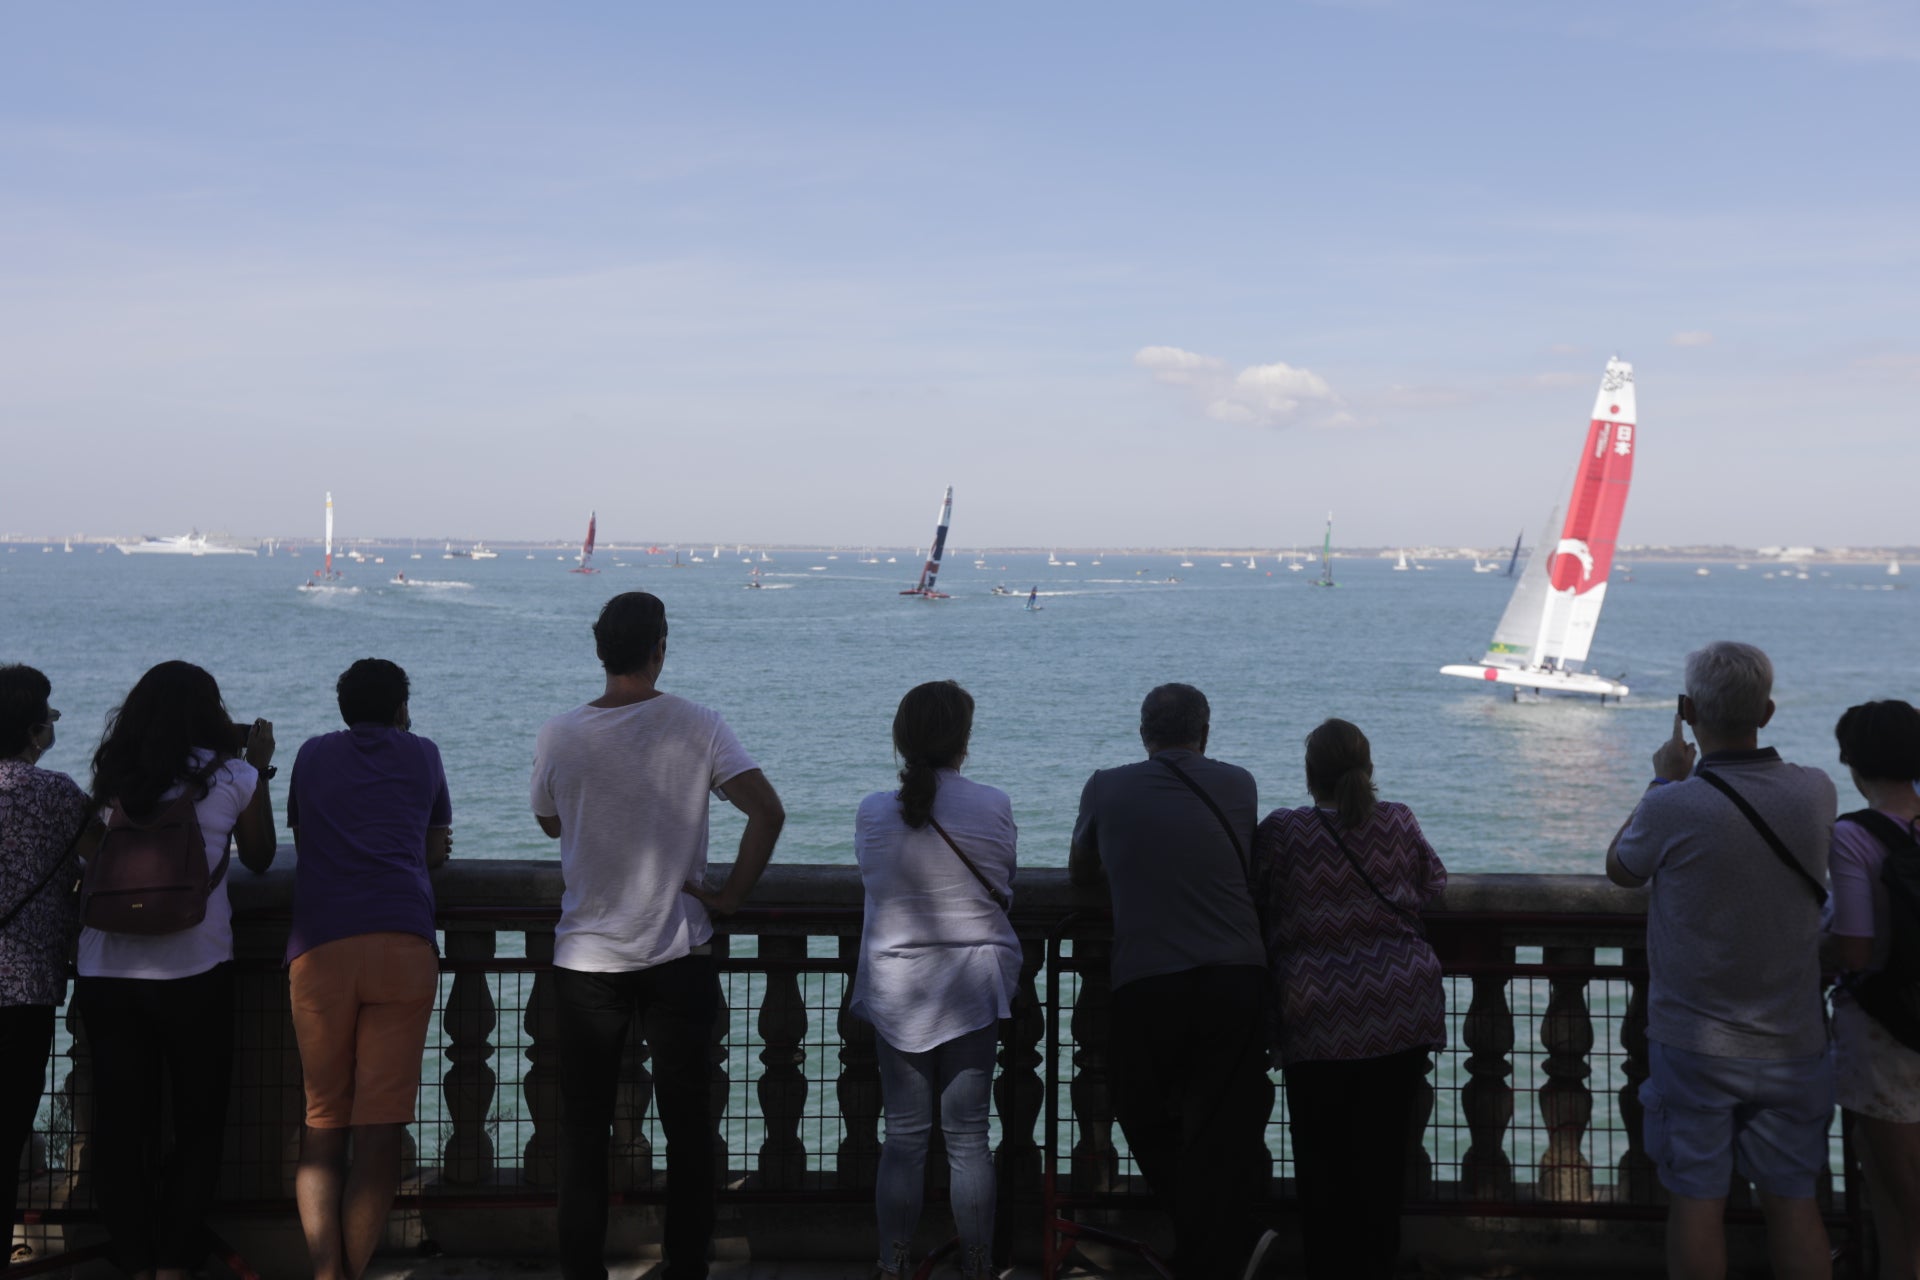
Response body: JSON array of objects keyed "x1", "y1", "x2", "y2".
[
  {"x1": 1133, "y1": 345, "x2": 1347, "y2": 428},
  {"x1": 1671, "y1": 330, "x2": 1716, "y2": 347}
]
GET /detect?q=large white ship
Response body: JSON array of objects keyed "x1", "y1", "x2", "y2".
[{"x1": 117, "y1": 532, "x2": 257, "y2": 557}]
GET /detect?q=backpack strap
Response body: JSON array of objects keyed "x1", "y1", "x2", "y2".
[
  {"x1": 1696, "y1": 769, "x2": 1828, "y2": 906},
  {"x1": 1841, "y1": 808, "x2": 1920, "y2": 855}
]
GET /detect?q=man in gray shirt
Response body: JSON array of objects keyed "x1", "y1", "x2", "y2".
[
  {"x1": 1070, "y1": 684, "x2": 1275, "y2": 1280},
  {"x1": 1608, "y1": 641, "x2": 1837, "y2": 1280}
]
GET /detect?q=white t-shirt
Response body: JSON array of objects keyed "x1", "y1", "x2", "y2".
[
  {"x1": 849, "y1": 771, "x2": 1022, "y2": 1053},
  {"x1": 79, "y1": 753, "x2": 258, "y2": 981},
  {"x1": 531, "y1": 694, "x2": 758, "y2": 973}
]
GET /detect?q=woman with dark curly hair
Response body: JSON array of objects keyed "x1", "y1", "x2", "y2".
[
  {"x1": 0, "y1": 665, "x2": 90, "y2": 1242},
  {"x1": 1825, "y1": 699, "x2": 1920, "y2": 1279},
  {"x1": 75, "y1": 661, "x2": 277, "y2": 1280}
]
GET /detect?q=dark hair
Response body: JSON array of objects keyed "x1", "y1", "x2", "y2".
[
  {"x1": 594, "y1": 593, "x2": 668, "y2": 676},
  {"x1": 91, "y1": 661, "x2": 238, "y2": 819},
  {"x1": 893, "y1": 681, "x2": 974, "y2": 830},
  {"x1": 1140, "y1": 683, "x2": 1209, "y2": 751},
  {"x1": 1835, "y1": 700, "x2": 1920, "y2": 783},
  {"x1": 0, "y1": 665, "x2": 53, "y2": 758},
  {"x1": 1305, "y1": 717, "x2": 1377, "y2": 830},
  {"x1": 337, "y1": 658, "x2": 410, "y2": 726}
]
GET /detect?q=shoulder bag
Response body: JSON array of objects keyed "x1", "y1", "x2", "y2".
[
  {"x1": 1695, "y1": 768, "x2": 1828, "y2": 905},
  {"x1": 1311, "y1": 807, "x2": 1427, "y2": 938},
  {"x1": 924, "y1": 816, "x2": 1012, "y2": 914}
]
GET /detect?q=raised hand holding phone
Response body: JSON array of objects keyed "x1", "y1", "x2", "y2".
[{"x1": 1651, "y1": 699, "x2": 1697, "y2": 782}]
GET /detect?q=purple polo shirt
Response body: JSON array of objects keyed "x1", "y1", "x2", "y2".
[{"x1": 285, "y1": 724, "x2": 452, "y2": 964}]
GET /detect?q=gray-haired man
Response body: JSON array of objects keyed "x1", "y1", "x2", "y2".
[{"x1": 1607, "y1": 641, "x2": 1837, "y2": 1280}]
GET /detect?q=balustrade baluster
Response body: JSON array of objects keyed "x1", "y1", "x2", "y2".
[
  {"x1": 709, "y1": 934, "x2": 732, "y2": 1185},
  {"x1": 521, "y1": 927, "x2": 559, "y2": 1186},
  {"x1": 1406, "y1": 1051, "x2": 1436, "y2": 1198},
  {"x1": 442, "y1": 927, "x2": 497, "y2": 1184},
  {"x1": 611, "y1": 1014, "x2": 654, "y2": 1188},
  {"x1": 1068, "y1": 939, "x2": 1117, "y2": 1193},
  {"x1": 61, "y1": 1000, "x2": 93, "y2": 1193},
  {"x1": 1461, "y1": 966, "x2": 1515, "y2": 1197},
  {"x1": 836, "y1": 934, "x2": 881, "y2": 1188},
  {"x1": 994, "y1": 935, "x2": 1046, "y2": 1213},
  {"x1": 1539, "y1": 947, "x2": 1595, "y2": 1201},
  {"x1": 757, "y1": 935, "x2": 808, "y2": 1187},
  {"x1": 1617, "y1": 952, "x2": 1659, "y2": 1202}
]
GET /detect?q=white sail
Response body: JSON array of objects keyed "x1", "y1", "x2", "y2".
[{"x1": 1481, "y1": 507, "x2": 1557, "y2": 668}]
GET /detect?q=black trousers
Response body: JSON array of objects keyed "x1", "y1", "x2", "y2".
[
  {"x1": 1283, "y1": 1047, "x2": 1427, "y2": 1280},
  {"x1": 1109, "y1": 964, "x2": 1273, "y2": 1280},
  {"x1": 1, "y1": 1004, "x2": 56, "y2": 1241},
  {"x1": 555, "y1": 954, "x2": 719, "y2": 1280},
  {"x1": 73, "y1": 962, "x2": 234, "y2": 1275}
]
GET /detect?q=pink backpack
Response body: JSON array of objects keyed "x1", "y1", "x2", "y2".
[{"x1": 80, "y1": 792, "x2": 228, "y2": 935}]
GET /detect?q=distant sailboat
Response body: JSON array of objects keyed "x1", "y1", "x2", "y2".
[
  {"x1": 1310, "y1": 514, "x2": 1337, "y2": 588},
  {"x1": 900, "y1": 486, "x2": 954, "y2": 599},
  {"x1": 1047, "y1": 550, "x2": 1062, "y2": 566},
  {"x1": 1890, "y1": 559, "x2": 1902, "y2": 577},
  {"x1": 570, "y1": 512, "x2": 600, "y2": 574},
  {"x1": 1504, "y1": 530, "x2": 1524, "y2": 577},
  {"x1": 300, "y1": 492, "x2": 344, "y2": 590},
  {"x1": 1025, "y1": 586, "x2": 1042, "y2": 611},
  {"x1": 1394, "y1": 550, "x2": 1409, "y2": 572},
  {"x1": 1441, "y1": 357, "x2": 1637, "y2": 700}
]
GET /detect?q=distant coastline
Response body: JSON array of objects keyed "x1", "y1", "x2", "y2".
[{"x1": 1, "y1": 535, "x2": 1912, "y2": 567}]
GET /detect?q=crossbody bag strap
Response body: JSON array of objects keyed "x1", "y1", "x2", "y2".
[
  {"x1": 1696, "y1": 769, "x2": 1828, "y2": 906},
  {"x1": 0, "y1": 801, "x2": 96, "y2": 935},
  {"x1": 1154, "y1": 755, "x2": 1250, "y2": 884},
  {"x1": 1312, "y1": 807, "x2": 1426, "y2": 936},
  {"x1": 925, "y1": 816, "x2": 1012, "y2": 914}
]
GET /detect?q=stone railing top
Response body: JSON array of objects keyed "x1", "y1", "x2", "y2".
[{"x1": 229, "y1": 849, "x2": 1649, "y2": 923}]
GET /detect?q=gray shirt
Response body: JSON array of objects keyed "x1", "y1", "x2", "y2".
[
  {"x1": 1614, "y1": 748, "x2": 1837, "y2": 1059},
  {"x1": 1071, "y1": 749, "x2": 1265, "y2": 991}
]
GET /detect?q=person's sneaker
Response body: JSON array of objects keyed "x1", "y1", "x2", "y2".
[{"x1": 1239, "y1": 1228, "x2": 1281, "y2": 1280}]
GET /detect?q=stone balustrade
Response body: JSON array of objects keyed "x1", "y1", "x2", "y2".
[{"x1": 11, "y1": 857, "x2": 1868, "y2": 1276}]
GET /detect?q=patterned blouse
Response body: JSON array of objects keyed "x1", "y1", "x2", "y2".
[
  {"x1": 0, "y1": 760, "x2": 90, "y2": 1006},
  {"x1": 1253, "y1": 801, "x2": 1448, "y2": 1066}
]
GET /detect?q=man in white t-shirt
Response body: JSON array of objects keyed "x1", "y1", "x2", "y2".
[{"x1": 531, "y1": 592, "x2": 785, "y2": 1280}]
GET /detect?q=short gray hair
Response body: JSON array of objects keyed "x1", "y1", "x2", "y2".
[
  {"x1": 1684, "y1": 641, "x2": 1773, "y2": 732},
  {"x1": 1140, "y1": 683, "x2": 1209, "y2": 750}
]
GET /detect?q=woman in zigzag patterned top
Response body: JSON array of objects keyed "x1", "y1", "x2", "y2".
[{"x1": 1252, "y1": 717, "x2": 1447, "y2": 1280}]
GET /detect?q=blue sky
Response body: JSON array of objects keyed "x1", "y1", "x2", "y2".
[{"x1": 2, "y1": 2, "x2": 1915, "y2": 547}]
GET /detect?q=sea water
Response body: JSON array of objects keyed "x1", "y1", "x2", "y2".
[{"x1": 1, "y1": 548, "x2": 1909, "y2": 873}]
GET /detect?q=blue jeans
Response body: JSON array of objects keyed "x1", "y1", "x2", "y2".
[{"x1": 874, "y1": 1022, "x2": 998, "y2": 1278}]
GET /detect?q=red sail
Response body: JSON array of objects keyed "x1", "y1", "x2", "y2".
[{"x1": 1547, "y1": 359, "x2": 1636, "y2": 599}]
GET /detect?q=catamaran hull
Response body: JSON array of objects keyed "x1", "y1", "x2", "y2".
[{"x1": 1440, "y1": 664, "x2": 1629, "y2": 699}]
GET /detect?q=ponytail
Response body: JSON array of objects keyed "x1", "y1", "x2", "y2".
[
  {"x1": 892, "y1": 681, "x2": 975, "y2": 830},
  {"x1": 1304, "y1": 717, "x2": 1377, "y2": 830}
]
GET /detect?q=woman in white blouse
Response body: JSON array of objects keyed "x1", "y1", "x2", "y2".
[{"x1": 850, "y1": 681, "x2": 1020, "y2": 1280}]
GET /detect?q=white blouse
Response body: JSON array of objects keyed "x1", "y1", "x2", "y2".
[{"x1": 850, "y1": 770, "x2": 1021, "y2": 1053}]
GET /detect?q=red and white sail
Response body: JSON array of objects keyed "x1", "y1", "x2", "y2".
[
  {"x1": 1442, "y1": 357, "x2": 1636, "y2": 698},
  {"x1": 571, "y1": 512, "x2": 598, "y2": 573},
  {"x1": 901, "y1": 485, "x2": 953, "y2": 598}
]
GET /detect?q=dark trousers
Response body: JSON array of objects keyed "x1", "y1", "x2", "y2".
[
  {"x1": 1109, "y1": 964, "x2": 1273, "y2": 1280},
  {"x1": 73, "y1": 963, "x2": 234, "y2": 1275},
  {"x1": 2, "y1": 1004, "x2": 56, "y2": 1239},
  {"x1": 1283, "y1": 1047, "x2": 1427, "y2": 1280},
  {"x1": 555, "y1": 954, "x2": 719, "y2": 1280}
]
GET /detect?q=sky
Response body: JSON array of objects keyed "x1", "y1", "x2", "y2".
[{"x1": 1, "y1": 1, "x2": 1916, "y2": 548}]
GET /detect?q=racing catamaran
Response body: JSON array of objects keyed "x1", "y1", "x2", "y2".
[
  {"x1": 899, "y1": 486, "x2": 953, "y2": 599},
  {"x1": 299, "y1": 493, "x2": 344, "y2": 589},
  {"x1": 570, "y1": 512, "x2": 599, "y2": 574},
  {"x1": 1310, "y1": 513, "x2": 1336, "y2": 588},
  {"x1": 1441, "y1": 357, "x2": 1637, "y2": 700}
]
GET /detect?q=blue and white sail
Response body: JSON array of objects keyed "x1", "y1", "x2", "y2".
[{"x1": 901, "y1": 485, "x2": 953, "y2": 598}]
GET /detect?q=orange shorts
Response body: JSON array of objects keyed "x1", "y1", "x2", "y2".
[{"x1": 290, "y1": 932, "x2": 438, "y2": 1128}]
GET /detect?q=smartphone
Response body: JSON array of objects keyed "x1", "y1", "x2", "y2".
[{"x1": 230, "y1": 720, "x2": 254, "y2": 752}]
